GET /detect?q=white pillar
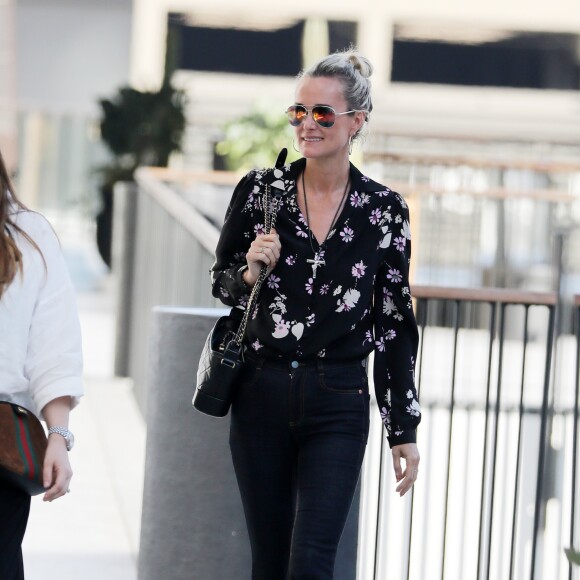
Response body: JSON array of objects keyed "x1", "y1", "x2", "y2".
[
  {"x1": 18, "y1": 111, "x2": 44, "y2": 208},
  {"x1": 130, "y1": 0, "x2": 168, "y2": 90},
  {"x1": 302, "y1": 18, "x2": 330, "y2": 68},
  {"x1": 358, "y1": 10, "x2": 393, "y2": 91},
  {"x1": 0, "y1": 0, "x2": 18, "y2": 170}
]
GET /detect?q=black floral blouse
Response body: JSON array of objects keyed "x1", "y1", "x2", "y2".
[{"x1": 211, "y1": 158, "x2": 420, "y2": 447}]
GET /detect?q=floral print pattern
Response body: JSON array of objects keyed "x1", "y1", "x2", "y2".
[{"x1": 210, "y1": 158, "x2": 420, "y2": 447}]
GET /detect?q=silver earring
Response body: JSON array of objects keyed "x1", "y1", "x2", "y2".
[
  {"x1": 348, "y1": 136, "x2": 353, "y2": 156},
  {"x1": 292, "y1": 137, "x2": 300, "y2": 153}
]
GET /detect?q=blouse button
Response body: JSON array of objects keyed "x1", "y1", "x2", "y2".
[{"x1": 291, "y1": 360, "x2": 299, "y2": 369}]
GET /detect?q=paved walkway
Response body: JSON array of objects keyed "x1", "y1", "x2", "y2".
[{"x1": 21, "y1": 215, "x2": 145, "y2": 580}]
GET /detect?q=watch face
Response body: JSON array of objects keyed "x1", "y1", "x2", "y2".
[
  {"x1": 49, "y1": 427, "x2": 75, "y2": 450},
  {"x1": 66, "y1": 431, "x2": 75, "y2": 451}
]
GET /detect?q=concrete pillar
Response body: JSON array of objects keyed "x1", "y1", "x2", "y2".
[
  {"x1": 138, "y1": 307, "x2": 361, "y2": 579},
  {"x1": 112, "y1": 181, "x2": 138, "y2": 377},
  {"x1": 138, "y1": 307, "x2": 249, "y2": 579}
]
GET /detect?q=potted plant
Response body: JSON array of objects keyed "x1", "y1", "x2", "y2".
[{"x1": 96, "y1": 83, "x2": 186, "y2": 267}]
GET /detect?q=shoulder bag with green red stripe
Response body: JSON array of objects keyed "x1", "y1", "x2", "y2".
[{"x1": 0, "y1": 401, "x2": 48, "y2": 495}]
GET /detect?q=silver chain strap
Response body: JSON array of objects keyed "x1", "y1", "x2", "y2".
[{"x1": 232, "y1": 184, "x2": 282, "y2": 346}]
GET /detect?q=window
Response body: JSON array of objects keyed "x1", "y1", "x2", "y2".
[
  {"x1": 167, "y1": 14, "x2": 357, "y2": 77},
  {"x1": 391, "y1": 23, "x2": 580, "y2": 90},
  {"x1": 168, "y1": 15, "x2": 303, "y2": 76}
]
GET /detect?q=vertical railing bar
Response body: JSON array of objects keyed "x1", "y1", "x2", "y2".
[
  {"x1": 441, "y1": 299, "x2": 461, "y2": 580},
  {"x1": 549, "y1": 229, "x2": 566, "y2": 580},
  {"x1": 486, "y1": 302, "x2": 507, "y2": 579},
  {"x1": 405, "y1": 487, "x2": 415, "y2": 580},
  {"x1": 417, "y1": 298, "x2": 432, "y2": 580},
  {"x1": 415, "y1": 298, "x2": 427, "y2": 396},
  {"x1": 569, "y1": 303, "x2": 580, "y2": 580},
  {"x1": 530, "y1": 304, "x2": 556, "y2": 580},
  {"x1": 477, "y1": 302, "x2": 497, "y2": 580},
  {"x1": 509, "y1": 305, "x2": 530, "y2": 580},
  {"x1": 458, "y1": 402, "x2": 473, "y2": 577},
  {"x1": 406, "y1": 297, "x2": 428, "y2": 580},
  {"x1": 374, "y1": 430, "x2": 385, "y2": 580}
]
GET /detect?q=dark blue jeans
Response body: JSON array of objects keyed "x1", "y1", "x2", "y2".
[{"x1": 230, "y1": 354, "x2": 370, "y2": 580}]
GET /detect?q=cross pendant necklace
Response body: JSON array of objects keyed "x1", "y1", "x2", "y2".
[
  {"x1": 307, "y1": 252, "x2": 326, "y2": 279},
  {"x1": 302, "y1": 170, "x2": 350, "y2": 280}
]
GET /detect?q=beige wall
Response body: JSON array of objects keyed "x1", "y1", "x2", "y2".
[{"x1": 0, "y1": 0, "x2": 17, "y2": 169}]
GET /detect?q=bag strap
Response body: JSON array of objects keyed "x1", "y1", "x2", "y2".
[{"x1": 232, "y1": 184, "x2": 283, "y2": 347}]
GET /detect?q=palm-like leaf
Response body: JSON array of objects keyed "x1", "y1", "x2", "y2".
[{"x1": 565, "y1": 547, "x2": 580, "y2": 566}]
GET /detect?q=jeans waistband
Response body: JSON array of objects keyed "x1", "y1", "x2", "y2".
[{"x1": 244, "y1": 348, "x2": 367, "y2": 372}]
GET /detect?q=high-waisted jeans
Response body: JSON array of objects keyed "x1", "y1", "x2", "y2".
[{"x1": 229, "y1": 353, "x2": 370, "y2": 580}]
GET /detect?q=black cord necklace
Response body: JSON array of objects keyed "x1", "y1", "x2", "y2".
[{"x1": 301, "y1": 170, "x2": 350, "y2": 279}]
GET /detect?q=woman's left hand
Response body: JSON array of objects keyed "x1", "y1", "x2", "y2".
[
  {"x1": 392, "y1": 442, "x2": 420, "y2": 497},
  {"x1": 42, "y1": 435, "x2": 73, "y2": 502}
]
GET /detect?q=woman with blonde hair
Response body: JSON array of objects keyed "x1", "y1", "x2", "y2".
[
  {"x1": 211, "y1": 49, "x2": 421, "y2": 579},
  {"x1": 0, "y1": 147, "x2": 83, "y2": 579}
]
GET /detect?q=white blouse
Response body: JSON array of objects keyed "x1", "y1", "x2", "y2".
[{"x1": 0, "y1": 209, "x2": 83, "y2": 418}]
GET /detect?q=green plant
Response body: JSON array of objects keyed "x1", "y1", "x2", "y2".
[
  {"x1": 215, "y1": 101, "x2": 299, "y2": 171},
  {"x1": 565, "y1": 547, "x2": 580, "y2": 566},
  {"x1": 95, "y1": 82, "x2": 186, "y2": 267},
  {"x1": 99, "y1": 83, "x2": 186, "y2": 186}
]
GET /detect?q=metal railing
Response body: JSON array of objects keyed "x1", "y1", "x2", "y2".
[
  {"x1": 112, "y1": 169, "x2": 226, "y2": 410},
  {"x1": 363, "y1": 147, "x2": 580, "y2": 291},
  {"x1": 358, "y1": 287, "x2": 578, "y2": 580},
  {"x1": 118, "y1": 166, "x2": 579, "y2": 579}
]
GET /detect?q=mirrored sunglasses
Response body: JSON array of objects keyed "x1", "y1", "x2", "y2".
[{"x1": 285, "y1": 105, "x2": 361, "y2": 128}]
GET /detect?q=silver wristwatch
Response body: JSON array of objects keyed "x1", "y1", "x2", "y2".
[{"x1": 48, "y1": 426, "x2": 75, "y2": 451}]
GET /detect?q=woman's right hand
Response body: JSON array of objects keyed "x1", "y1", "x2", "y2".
[{"x1": 244, "y1": 228, "x2": 281, "y2": 288}]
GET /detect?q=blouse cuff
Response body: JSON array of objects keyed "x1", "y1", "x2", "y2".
[
  {"x1": 235, "y1": 265, "x2": 251, "y2": 292},
  {"x1": 387, "y1": 428, "x2": 417, "y2": 449}
]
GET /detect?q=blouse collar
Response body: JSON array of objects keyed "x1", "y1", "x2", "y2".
[{"x1": 256, "y1": 157, "x2": 388, "y2": 197}]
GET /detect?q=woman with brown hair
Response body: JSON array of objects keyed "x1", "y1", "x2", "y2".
[{"x1": 0, "y1": 147, "x2": 83, "y2": 579}]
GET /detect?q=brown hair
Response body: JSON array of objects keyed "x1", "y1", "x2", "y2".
[{"x1": 0, "y1": 148, "x2": 40, "y2": 297}]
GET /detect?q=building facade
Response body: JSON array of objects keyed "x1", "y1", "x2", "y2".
[{"x1": 131, "y1": 0, "x2": 580, "y2": 170}]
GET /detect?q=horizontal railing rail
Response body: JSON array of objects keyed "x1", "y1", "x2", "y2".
[
  {"x1": 412, "y1": 285, "x2": 557, "y2": 306},
  {"x1": 365, "y1": 151, "x2": 580, "y2": 173},
  {"x1": 134, "y1": 167, "x2": 221, "y2": 254}
]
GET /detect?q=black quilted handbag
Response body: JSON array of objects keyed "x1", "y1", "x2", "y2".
[{"x1": 193, "y1": 183, "x2": 281, "y2": 417}]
